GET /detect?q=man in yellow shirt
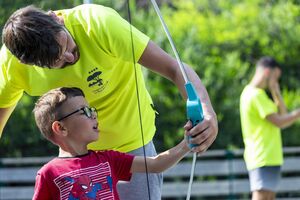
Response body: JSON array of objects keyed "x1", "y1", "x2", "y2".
[
  {"x1": 0, "y1": 4, "x2": 218, "y2": 199},
  {"x1": 240, "y1": 56, "x2": 300, "y2": 200}
]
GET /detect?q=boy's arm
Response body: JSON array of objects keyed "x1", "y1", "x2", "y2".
[
  {"x1": 0, "y1": 105, "x2": 16, "y2": 137},
  {"x1": 130, "y1": 140, "x2": 190, "y2": 173}
]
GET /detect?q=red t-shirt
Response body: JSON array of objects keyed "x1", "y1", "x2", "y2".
[{"x1": 32, "y1": 150, "x2": 134, "y2": 200}]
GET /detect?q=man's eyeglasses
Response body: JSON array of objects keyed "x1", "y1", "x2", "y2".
[{"x1": 57, "y1": 106, "x2": 97, "y2": 121}]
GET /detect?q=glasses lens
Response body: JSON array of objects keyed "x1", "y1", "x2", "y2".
[
  {"x1": 83, "y1": 107, "x2": 92, "y2": 118},
  {"x1": 91, "y1": 107, "x2": 97, "y2": 117}
]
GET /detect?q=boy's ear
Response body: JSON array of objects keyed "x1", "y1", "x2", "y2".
[{"x1": 52, "y1": 121, "x2": 67, "y2": 136}]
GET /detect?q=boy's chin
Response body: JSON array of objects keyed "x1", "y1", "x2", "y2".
[
  {"x1": 87, "y1": 132, "x2": 99, "y2": 144},
  {"x1": 92, "y1": 134, "x2": 99, "y2": 142}
]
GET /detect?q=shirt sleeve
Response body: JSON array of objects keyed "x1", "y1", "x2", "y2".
[
  {"x1": 0, "y1": 46, "x2": 24, "y2": 107},
  {"x1": 91, "y1": 6, "x2": 150, "y2": 63},
  {"x1": 106, "y1": 150, "x2": 135, "y2": 181},
  {"x1": 253, "y1": 91, "x2": 277, "y2": 119},
  {"x1": 32, "y1": 172, "x2": 52, "y2": 200}
]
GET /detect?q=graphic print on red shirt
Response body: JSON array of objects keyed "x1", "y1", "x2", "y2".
[{"x1": 54, "y1": 162, "x2": 114, "y2": 200}]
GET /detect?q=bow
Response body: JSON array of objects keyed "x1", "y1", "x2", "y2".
[
  {"x1": 148, "y1": 1, "x2": 204, "y2": 199},
  {"x1": 127, "y1": 0, "x2": 204, "y2": 199}
]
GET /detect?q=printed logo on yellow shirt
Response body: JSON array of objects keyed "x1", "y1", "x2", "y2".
[{"x1": 87, "y1": 67, "x2": 108, "y2": 94}]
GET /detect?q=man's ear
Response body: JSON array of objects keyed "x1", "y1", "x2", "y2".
[
  {"x1": 47, "y1": 11, "x2": 64, "y2": 25},
  {"x1": 52, "y1": 121, "x2": 67, "y2": 136}
]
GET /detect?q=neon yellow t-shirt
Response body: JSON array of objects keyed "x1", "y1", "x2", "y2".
[
  {"x1": 0, "y1": 4, "x2": 156, "y2": 152},
  {"x1": 240, "y1": 85, "x2": 283, "y2": 170}
]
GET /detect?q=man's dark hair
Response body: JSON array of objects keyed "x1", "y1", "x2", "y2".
[
  {"x1": 2, "y1": 5, "x2": 64, "y2": 67},
  {"x1": 256, "y1": 56, "x2": 280, "y2": 69}
]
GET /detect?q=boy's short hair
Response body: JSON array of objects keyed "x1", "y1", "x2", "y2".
[
  {"x1": 256, "y1": 56, "x2": 280, "y2": 69},
  {"x1": 33, "y1": 87, "x2": 85, "y2": 142},
  {"x1": 2, "y1": 5, "x2": 64, "y2": 67}
]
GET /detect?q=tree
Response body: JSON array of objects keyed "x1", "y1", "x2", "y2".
[{"x1": 1, "y1": 0, "x2": 300, "y2": 156}]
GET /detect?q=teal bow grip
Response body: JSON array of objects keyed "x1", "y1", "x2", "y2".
[{"x1": 185, "y1": 82, "x2": 204, "y2": 149}]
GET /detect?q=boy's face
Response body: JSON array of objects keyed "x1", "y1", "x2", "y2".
[{"x1": 57, "y1": 96, "x2": 99, "y2": 145}]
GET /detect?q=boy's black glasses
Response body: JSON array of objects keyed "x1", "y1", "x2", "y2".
[{"x1": 57, "y1": 106, "x2": 97, "y2": 121}]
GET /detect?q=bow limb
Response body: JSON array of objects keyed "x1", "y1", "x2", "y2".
[{"x1": 148, "y1": 1, "x2": 204, "y2": 199}]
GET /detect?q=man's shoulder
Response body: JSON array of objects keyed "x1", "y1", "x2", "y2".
[
  {"x1": 0, "y1": 44, "x2": 29, "y2": 65},
  {"x1": 241, "y1": 85, "x2": 265, "y2": 99},
  {"x1": 0, "y1": 45, "x2": 13, "y2": 62},
  {"x1": 60, "y1": 4, "x2": 119, "y2": 35},
  {"x1": 72, "y1": 4, "x2": 108, "y2": 10},
  {"x1": 62, "y1": 4, "x2": 116, "y2": 19}
]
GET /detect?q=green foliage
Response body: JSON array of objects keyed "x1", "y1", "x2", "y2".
[
  {"x1": 282, "y1": 89, "x2": 300, "y2": 146},
  {"x1": 136, "y1": 0, "x2": 300, "y2": 151},
  {"x1": 1, "y1": 0, "x2": 300, "y2": 156},
  {"x1": 0, "y1": 95, "x2": 58, "y2": 157}
]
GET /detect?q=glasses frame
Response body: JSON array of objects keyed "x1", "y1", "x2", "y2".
[{"x1": 57, "y1": 106, "x2": 97, "y2": 121}]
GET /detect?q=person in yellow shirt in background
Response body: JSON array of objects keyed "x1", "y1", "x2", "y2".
[
  {"x1": 0, "y1": 4, "x2": 218, "y2": 199},
  {"x1": 240, "y1": 56, "x2": 300, "y2": 200}
]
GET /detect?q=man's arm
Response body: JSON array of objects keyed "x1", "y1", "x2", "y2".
[
  {"x1": 138, "y1": 41, "x2": 218, "y2": 153},
  {"x1": 266, "y1": 76, "x2": 300, "y2": 128},
  {"x1": 0, "y1": 105, "x2": 16, "y2": 137},
  {"x1": 131, "y1": 139, "x2": 190, "y2": 173},
  {"x1": 266, "y1": 109, "x2": 300, "y2": 129}
]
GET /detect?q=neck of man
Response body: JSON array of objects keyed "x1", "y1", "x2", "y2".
[{"x1": 249, "y1": 72, "x2": 267, "y2": 89}]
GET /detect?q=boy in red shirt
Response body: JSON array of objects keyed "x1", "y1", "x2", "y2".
[{"x1": 32, "y1": 87, "x2": 190, "y2": 200}]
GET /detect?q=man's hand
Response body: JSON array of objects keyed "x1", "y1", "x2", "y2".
[
  {"x1": 184, "y1": 109, "x2": 218, "y2": 153},
  {"x1": 268, "y1": 67, "x2": 281, "y2": 92},
  {"x1": 0, "y1": 105, "x2": 17, "y2": 137},
  {"x1": 269, "y1": 80, "x2": 280, "y2": 93},
  {"x1": 267, "y1": 68, "x2": 287, "y2": 114}
]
